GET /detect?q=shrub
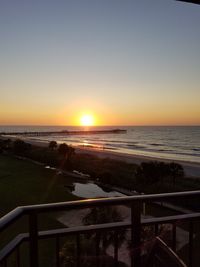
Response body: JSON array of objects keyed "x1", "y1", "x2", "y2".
[
  {"x1": 135, "y1": 161, "x2": 184, "y2": 186},
  {"x1": 13, "y1": 139, "x2": 31, "y2": 156},
  {"x1": 48, "y1": 141, "x2": 57, "y2": 150}
]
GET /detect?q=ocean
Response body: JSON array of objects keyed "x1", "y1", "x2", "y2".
[{"x1": 0, "y1": 126, "x2": 200, "y2": 163}]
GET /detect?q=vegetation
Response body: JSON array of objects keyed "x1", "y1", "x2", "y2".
[
  {"x1": 0, "y1": 154, "x2": 77, "y2": 217},
  {"x1": 135, "y1": 161, "x2": 184, "y2": 185},
  {"x1": 13, "y1": 139, "x2": 32, "y2": 155},
  {"x1": 60, "y1": 206, "x2": 127, "y2": 267},
  {"x1": 48, "y1": 140, "x2": 57, "y2": 150},
  {"x1": 83, "y1": 206, "x2": 126, "y2": 252},
  {"x1": 60, "y1": 237, "x2": 127, "y2": 267},
  {"x1": 58, "y1": 143, "x2": 75, "y2": 170},
  {"x1": 0, "y1": 138, "x2": 138, "y2": 183},
  {"x1": 0, "y1": 138, "x2": 12, "y2": 151},
  {"x1": 0, "y1": 137, "x2": 200, "y2": 210},
  {"x1": 0, "y1": 153, "x2": 80, "y2": 265},
  {"x1": 0, "y1": 138, "x2": 200, "y2": 265},
  {"x1": 169, "y1": 162, "x2": 184, "y2": 185}
]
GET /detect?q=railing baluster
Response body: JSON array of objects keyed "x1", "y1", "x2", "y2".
[
  {"x1": 172, "y1": 223, "x2": 176, "y2": 252},
  {"x1": 96, "y1": 232, "x2": 100, "y2": 267},
  {"x1": 2, "y1": 191, "x2": 200, "y2": 267},
  {"x1": 29, "y1": 211, "x2": 38, "y2": 267},
  {"x1": 114, "y1": 231, "x2": 118, "y2": 267},
  {"x1": 154, "y1": 224, "x2": 159, "y2": 236},
  {"x1": 56, "y1": 235, "x2": 60, "y2": 267},
  {"x1": 131, "y1": 202, "x2": 141, "y2": 267},
  {"x1": 76, "y1": 234, "x2": 80, "y2": 267},
  {"x1": 189, "y1": 221, "x2": 194, "y2": 267},
  {"x1": 16, "y1": 246, "x2": 20, "y2": 267}
]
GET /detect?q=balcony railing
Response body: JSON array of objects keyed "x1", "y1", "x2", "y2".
[{"x1": 1, "y1": 190, "x2": 200, "y2": 267}]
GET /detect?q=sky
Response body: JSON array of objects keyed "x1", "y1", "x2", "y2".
[{"x1": 0, "y1": 0, "x2": 200, "y2": 126}]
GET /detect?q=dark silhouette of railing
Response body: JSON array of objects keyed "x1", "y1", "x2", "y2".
[
  {"x1": 145, "y1": 237, "x2": 187, "y2": 267},
  {"x1": 1, "y1": 190, "x2": 200, "y2": 267}
]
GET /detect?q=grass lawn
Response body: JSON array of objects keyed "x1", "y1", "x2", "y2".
[
  {"x1": 0, "y1": 154, "x2": 79, "y2": 266},
  {"x1": 0, "y1": 154, "x2": 78, "y2": 217}
]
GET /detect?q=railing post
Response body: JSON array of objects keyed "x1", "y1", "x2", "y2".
[
  {"x1": 96, "y1": 232, "x2": 100, "y2": 267},
  {"x1": 16, "y1": 246, "x2": 20, "y2": 267},
  {"x1": 76, "y1": 234, "x2": 80, "y2": 267},
  {"x1": 114, "y1": 231, "x2": 118, "y2": 267},
  {"x1": 189, "y1": 221, "x2": 194, "y2": 267},
  {"x1": 56, "y1": 236, "x2": 60, "y2": 267},
  {"x1": 29, "y1": 211, "x2": 38, "y2": 267},
  {"x1": 131, "y1": 201, "x2": 141, "y2": 267},
  {"x1": 172, "y1": 223, "x2": 176, "y2": 252}
]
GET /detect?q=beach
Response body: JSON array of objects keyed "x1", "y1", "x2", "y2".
[
  {"x1": 28, "y1": 138, "x2": 200, "y2": 178},
  {"x1": 76, "y1": 147, "x2": 200, "y2": 178},
  {"x1": 3, "y1": 135, "x2": 200, "y2": 178}
]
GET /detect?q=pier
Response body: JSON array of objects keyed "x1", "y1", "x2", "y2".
[{"x1": 0, "y1": 128, "x2": 126, "y2": 137}]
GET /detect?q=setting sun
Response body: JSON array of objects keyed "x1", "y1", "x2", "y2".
[{"x1": 80, "y1": 114, "x2": 95, "y2": 126}]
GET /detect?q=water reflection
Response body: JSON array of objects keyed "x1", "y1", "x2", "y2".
[{"x1": 72, "y1": 182, "x2": 125, "y2": 198}]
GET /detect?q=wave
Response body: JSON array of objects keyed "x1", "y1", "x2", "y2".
[
  {"x1": 150, "y1": 143, "x2": 164, "y2": 146},
  {"x1": 13, "y1": 125, "x2": 200, "y2": 164},
  {"x1": 193, "y1": 148, "x2": 200, "y2": 151},
  {"x1": 127, "y1": 144, "x2": 146, "y2": 149}
]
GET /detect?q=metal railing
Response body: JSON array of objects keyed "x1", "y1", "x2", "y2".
[{"x1": 1, "y1": 190, "x2": 200, "y2": 267}]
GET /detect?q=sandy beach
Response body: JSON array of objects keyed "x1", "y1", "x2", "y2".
[
  {"x1": 75, "y1": 147, "x2": 200, "y2": 178},
  {"x1": 2, "y1": 135, "x2": 200, "y2": 178}
]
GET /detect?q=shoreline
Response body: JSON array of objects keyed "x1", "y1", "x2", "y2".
[
  {"x1": 1, "y1": 135, "x2": 200, "y2": 178},
  {"x1": 76, "y1": 147, "x2": 200, "y2": 177}
]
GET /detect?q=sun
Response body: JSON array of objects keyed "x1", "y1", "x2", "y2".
[{"x1": 80, "y1": 114, "x2": 95, "y2": 126}]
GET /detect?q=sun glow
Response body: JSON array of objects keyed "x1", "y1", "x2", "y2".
[{"x1": 80, "y1": 114, "x2": 95, "y2": 126}]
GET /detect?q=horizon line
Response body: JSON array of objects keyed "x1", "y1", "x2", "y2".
[{"x1": 0, "y1": 124, "x2": 200, "y2": 127}]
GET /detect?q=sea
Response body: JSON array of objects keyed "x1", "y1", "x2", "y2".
[{"x1": 0, "y1": 126, "x2": 200, "y2": 164}]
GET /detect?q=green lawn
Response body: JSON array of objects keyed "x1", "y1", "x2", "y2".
[
  {"x1": 0, "y1": 154, "x2": 77, "y2": 217},
  {"x1": 0, "y1": 154, "x2": 79, "y2": 266}
]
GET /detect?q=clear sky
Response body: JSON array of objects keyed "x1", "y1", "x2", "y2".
[{"x1": 0, "y1": 0, "x2": 200, "y2": 126}]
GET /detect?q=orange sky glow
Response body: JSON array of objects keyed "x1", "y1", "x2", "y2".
[{"x1": 0, "y1": 1, "x2": 200, "y2": 126}]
